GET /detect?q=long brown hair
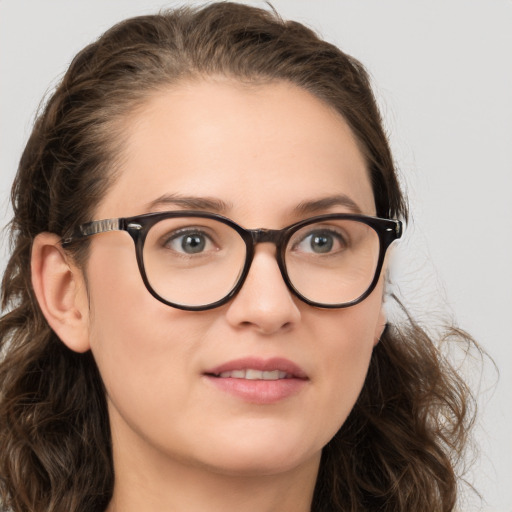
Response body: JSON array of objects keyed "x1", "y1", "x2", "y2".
[{"x1": 0, "y1": 3, "x2": 477, "y2": 511}]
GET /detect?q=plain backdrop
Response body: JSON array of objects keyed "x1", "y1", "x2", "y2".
[{"x1": 1, "y1": 1, "x2": 511, "y2": 510}]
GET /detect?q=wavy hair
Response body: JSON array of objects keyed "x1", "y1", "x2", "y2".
[{"x1": 0, "y1": 3, "x2": 477, "y2": 511}]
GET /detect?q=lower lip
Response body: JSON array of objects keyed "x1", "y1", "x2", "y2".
[{"x1": 204, "y1": 375, "x2": 307, "y2": 404}]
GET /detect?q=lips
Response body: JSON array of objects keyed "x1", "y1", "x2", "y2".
[{"x1": 204, "y1": 357, "x2": 308, "y2": 404}]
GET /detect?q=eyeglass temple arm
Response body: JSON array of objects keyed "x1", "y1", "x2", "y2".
[
  {"x1": 61, "y1": 218, "x2": 123, "y2": 246},
  {"x1": 392, "y1": 220, "x2": 403, "y2": 238}
]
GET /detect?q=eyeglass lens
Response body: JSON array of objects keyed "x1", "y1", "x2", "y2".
[{"x1": 142, "y1": 216, "x2": 380, "y2": 308}]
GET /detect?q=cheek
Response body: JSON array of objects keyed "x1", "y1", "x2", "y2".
[
  {"x1": 84, "y1": 238, "x2": 201, "y2": 423},
  {"x1": 306, "y1": 290, "x2": 383, "y2": 440}
]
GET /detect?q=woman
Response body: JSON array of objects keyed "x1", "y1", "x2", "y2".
[{"x1": 0, "y1": 3, "x2": 476, "y2": 511}]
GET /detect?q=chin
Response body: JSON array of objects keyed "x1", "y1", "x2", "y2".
[
  {"x1": 204, "y1": 449, "x2": 320, "y2": 478},
  {"x1": 188, "y1": 425, "x2": 323, "y2": 477}
]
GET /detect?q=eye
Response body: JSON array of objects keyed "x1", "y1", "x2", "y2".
[
  {"x1": 164, "y1": 229, "x2": 216, "y2": 255},
  {"x1": 293, "y1": 229, "x2": 346, "y2": 255}
]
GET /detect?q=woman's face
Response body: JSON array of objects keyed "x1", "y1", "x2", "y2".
[{"x1": 84, "y1": 79, "x2": 385, "y2": 478}]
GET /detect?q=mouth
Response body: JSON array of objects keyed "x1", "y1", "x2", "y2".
[
  {"x1": 203, "y1": 357, "x2": 308, "y2": 404},
  {"x1": 204, "y1": 357, "x2": 308, "y2": 380},
  {"x1": 211, "y1": 369, "x2": 292, "y2": 380}
]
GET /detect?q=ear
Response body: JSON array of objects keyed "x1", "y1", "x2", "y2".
[
  {"x1": 373, "y1": 306, "x2": 387, "y2": 347},
  {"x1": 31, "y1": 232, "x2": 91, "y2": 353}
]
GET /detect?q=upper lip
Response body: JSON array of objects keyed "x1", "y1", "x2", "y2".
[{"x1": 204, "y1": 357, "x2": 308, "y2": 379}]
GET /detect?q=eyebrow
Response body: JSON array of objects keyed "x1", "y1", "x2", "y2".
[
  {"x1": 145, "y1": 194, "x2": 232, "y2": 214},
  {"x1": 293, "y1": 194, "x2": 363, "y2": 215},
  {"x1": 144, "y1": 193, "x2": 363, "y2": 217}
]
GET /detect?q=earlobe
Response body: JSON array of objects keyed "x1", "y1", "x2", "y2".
[{"x1": 31, "y1": 232, "x2": 91, "y2": 353}]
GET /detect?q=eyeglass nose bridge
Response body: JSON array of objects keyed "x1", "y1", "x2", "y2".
[
  {"x1": 249, "y1": 228, "x2": 286, "y2": 246},
  {"x1": 243, "y1": 228, "x2": 292, "y2": 294}
]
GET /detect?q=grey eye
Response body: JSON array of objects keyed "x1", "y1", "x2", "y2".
[
  {"x1": 165, "y1": 230, "x2": 213, "y2": 254},
  {"x1": 294, "y1": 229, "x2": 345, "y2": 255},
  {"x1": 309, "y1": 233, "x2": 333, "y2": 253},
  {"x1": 180, "y1": 233, "x2": 206, "y2": 253}
]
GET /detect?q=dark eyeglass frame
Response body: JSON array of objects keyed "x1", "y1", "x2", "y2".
[{"x1": 62, "y1": 210, "x2": 402, "y2": 311}]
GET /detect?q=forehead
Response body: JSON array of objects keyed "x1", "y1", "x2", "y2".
[{"x1": 97, "y1": 79, "x2": 375, "y2": 223}]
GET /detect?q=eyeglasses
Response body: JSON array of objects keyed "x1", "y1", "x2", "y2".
[{"x1": 62, "y1": 211, "x2": 402, "y2": 311}]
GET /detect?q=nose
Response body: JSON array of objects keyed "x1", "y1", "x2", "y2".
[{"x1": 224, "y1": 245, "x2": 301, "y2": 334}]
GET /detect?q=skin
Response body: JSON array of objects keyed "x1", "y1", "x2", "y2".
[{"x1": 32, "y1": 79, "x2": 387, "y2": 512}]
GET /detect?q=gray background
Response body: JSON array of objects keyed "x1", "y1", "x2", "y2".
[{"x1": 1, "y1": 1, "x2": 511, "y2": 510}]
